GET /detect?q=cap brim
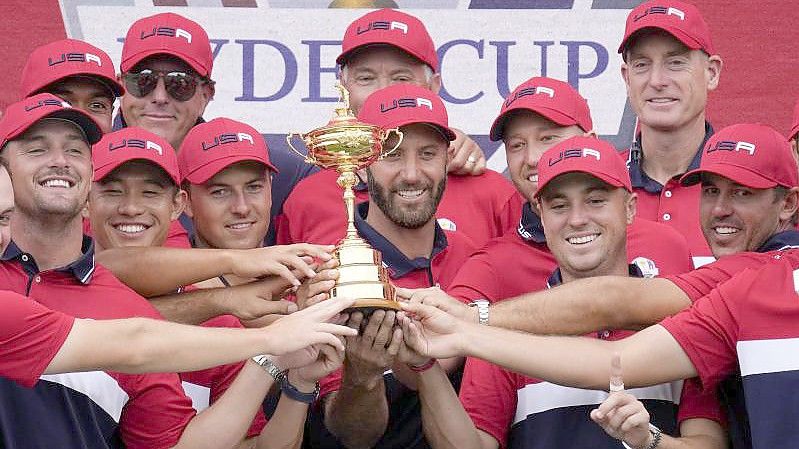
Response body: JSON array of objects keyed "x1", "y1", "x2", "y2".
[
  {"x1": 618, "y1": 25, "x2": 705, "y2": 54},
  {"x1": 183, "y1": 156, "x2": 277, "y2": 184},
  {"x1": 385, "y1": 118, "x2": 456, "y2": 142},
  {"x1": 680, "y1": 165, "x2": 779, "y2": 189},
  {"x1": 94, "y1": 157, "x2": 179, "y2": 185},
  {"x1": 41, "y1": 109, "x2": 104, "y2": 145},
  {"x1": 490, "y1": 105, "x2": 579, "y2": 141},
  {"x1": 122, "y1": 50, "x2": 209, "y2": 77},
  {"x1": 535, "y1": 170, "x2": 628, "y2": 198},
  {"x1": 337, "y1": 42, "x2": 436, "y2": 72},
  {"x1": 789, "y1": 125, "x2": 799, "y2": 141}
]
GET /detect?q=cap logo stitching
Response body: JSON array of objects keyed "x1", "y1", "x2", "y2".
[
  {"x1": 504, "y1": 86, "x2": 556, "y2": 107},
  {"x1": 380, "y1": 97, "x2": 433, "y2": 113},
  {"x1": 201, "y1": 132, "x2": 254, "y2": 151},
  {"x1": 707, "y1": 140, "x2": 756, "y2": 156},
  {"x1": 633, "y1": 6, "x2": 685, "y2": 22},
  {"x1": 356, "y1": 20, "x2": 409, "y2": 35},
  {"x1": 24, "y1": 99, "x2": 70, "y2": 112},
  {"x1": 548, "y1": 147, "x2": 601, "y2": 166},
  {"x1": 48, "y1": 52, "x2": 102, "y2": 67},
  {"x1": 140, "y1": 27, "x2": 192, "y2": 44},
  {"x1": 108, "y1": 139, "x2": 164, "y2": 156}
]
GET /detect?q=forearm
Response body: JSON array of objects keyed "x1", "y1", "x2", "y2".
[
  {"x1": 325, "y1": 376, "x2": 389, "y2": 449},
  {"x1": 254, "y1": 373, "x2": 313, "y2": 449},
  {"x1": 149, "y1": 289, "x2": 227, "y2": 325},
  {"x1": 391, "y1": 357, "x2": 463, "y2": 390},
  {"x1": 173, "y1": 361, "x2": 271, "y2": 449},
  {"x1": 97, "y1": 247, "x2": 236, "y2": 297},
  {"x1": 653, "y1": 418, "x2": 727, "y2": 449},
  {"x1": 418, "y1": 363, "x2": 486, "y2": 449},
  {"x1": 489, "y1": 277, "x2": 690, "y2": 335}
]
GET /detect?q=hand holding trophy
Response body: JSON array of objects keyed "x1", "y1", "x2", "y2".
[{"x1": 286, "y1": 83, "x2": 404, "y2": 311}]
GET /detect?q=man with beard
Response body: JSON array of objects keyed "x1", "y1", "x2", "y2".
[{"x1": 299, "y1": 84, "x2": 476, "y2": 449}]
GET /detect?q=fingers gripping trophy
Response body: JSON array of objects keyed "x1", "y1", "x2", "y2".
[{"x1": 287, "y1": 84, "x2": 403, "y2": 311}]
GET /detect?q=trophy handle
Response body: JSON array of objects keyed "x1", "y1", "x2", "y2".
[
  {"x1": 286, "y1": 132, "x2": 314, "y2": 163},
  {"x1": 381, "y1": 128, "x2": 404, "y2": 159}
]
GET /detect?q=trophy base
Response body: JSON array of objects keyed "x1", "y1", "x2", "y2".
[{"x1": 331, "y1": 237, "x2": 400, "y2": 313}]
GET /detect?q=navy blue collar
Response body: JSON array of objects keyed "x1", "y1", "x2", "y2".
[
  {"x1": 547, "y1": 263, "x2": 643, "y2": 289},
  {"x1": 354, "y1": 202, "x2": 448, "y2": 279},
  {"x1": 2, "y1": 236, "x2": 96, "y2": 284},
  {"x1": 113, "y1": 113, "x2": 205, "y2": 131},
  {"x1": 516, "y1": 202, "x2": 546, "y2": 244},
  {"x1": 757, "y1": 230, "x2": 799, "y2": 252},
  {"x1": 627, "y1": 122, "x2": 713, "y2": 193}
]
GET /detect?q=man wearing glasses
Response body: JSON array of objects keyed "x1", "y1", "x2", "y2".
[{"x1": 117, "y1": 12, "x2": 215, "y2": 152}]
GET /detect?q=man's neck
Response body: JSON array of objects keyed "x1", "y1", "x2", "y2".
[
  {"x1": 560, "y1": 256, "x2": 629, "y2": 285},
  {"x1": 10, "y1": 213, "x2": 84, "y2": 271},
  {"x1": 639, "y1": 116, "x2": 707, "y2": 185},
  {"x1": 365, "y1": 203, "x2": 437, "y2": 260}
]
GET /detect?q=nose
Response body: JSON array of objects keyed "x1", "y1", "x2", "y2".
[
  {"x1": 647, "y1": 62, "x2": 669, "y2": 89},
  {"x1": 150, "y1": 76, "x2": 170, "y2": 104},
  {"x1": 230, "y1": 190, "x2": 252, "y2": 216},
  {"x1": 117, "y1": 193, "x2": 145, "y2": 217},
  {"x1": 566, "y1": 202, "x2": 590, "y2": 228},
  {"x1": 399, "y1": 154, "x2": 422, "y2": 185},
  {"x1": 710, "y1": 193, "x2": 733, "y2": 218},
  {"x1": 524, "y1": 145, "x2": 542, "y2": 171}
]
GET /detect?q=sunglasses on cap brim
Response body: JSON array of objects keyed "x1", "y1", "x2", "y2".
[{"x1": 122, "y1": 69, "x2": 212, "y2": 102}]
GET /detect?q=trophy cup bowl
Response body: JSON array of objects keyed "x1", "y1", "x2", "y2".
[{"x1": 286, "y1": 84, "x2": 403, "y2": 312}]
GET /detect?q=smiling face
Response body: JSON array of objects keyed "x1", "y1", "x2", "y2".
[
  {"x1": 44, "y1": 76, "x2": 115, "y2": 134},
  {"x1": 622, "y1": 31, "x2": 721, "y2": 133},
  {"x1": 503, "y1": 110, "x2": 586, "y2": 201},
  {"x1": 700, "y1": 173, "x2": 798, "y2": 258},
  {"x1": 120, "y1": 55, "x2": 213, "y2": 150},
  {"x1": 2, "y1": 119, "x2": 92, "y2": 223},
  {"x1": 537, "y1": 172, "x2": 635, "y2": 282},
  {"x1": 185, "y1": 161, "x2": 271, "y2": 249},
  {"x1": 366, "y1": 123, "x2": 448, "y2": 230},
  {"x1": 0, "y1": 166, "x2": 15, "y2": 253},
  {"x1": 88, "y1": 160, "x2": 185, "y2": 251}
]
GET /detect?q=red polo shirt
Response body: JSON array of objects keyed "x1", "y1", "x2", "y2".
[
  {"x1": 276, "y1": 169, "x2": 521, "y2": 248},
  {"x1": 0, "y1": 290, "x2": 75, "y2": 388},
  {"x1": 0, "y1": 238, "x2": 195, "y2": 449},
  {"x1": 447, "y1": 203, "x2": 693, "y2": 303}
]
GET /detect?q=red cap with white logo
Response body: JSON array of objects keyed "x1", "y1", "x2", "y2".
[
  {"x1": 93, "y1": 127, "x2": 179, "y2": 185},
  {"x1": 178, "y1": 117, "x2": 276, "y2": 184},
  {"x1": 121, "y1": 12, "x2": 213, "y2": 77},
  {"x1": 681, "y1": 123, "x2": 798, "y2": 189},
  {"x1": 618, "y1": 0, "x2": 715, "y2": 56},
  {"x1": 0, "y1": 93, "x2": 103, "y2": 148},
  {"x1": 337, "y1": 9, "x2": 439, "y2": 72},
  {"x1": 789, "y1": 99, "x2": 799, "y2": 141},
  {"x1": 490, "y1": 77, "x2": 593, "y2": 141},
  {"x1": 21, "y1": 39, "x2": 124, "y2": 98},
  {"x1": 535, "y1": 136, "x2": 631, "y2": 198},
  {"x1": 357, "y1": 84, "x2": 456, "y2": 142}
]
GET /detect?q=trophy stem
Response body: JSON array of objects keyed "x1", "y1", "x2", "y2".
[{"x1": 337, "y1": 170, "x2": 360, "y2": 241}]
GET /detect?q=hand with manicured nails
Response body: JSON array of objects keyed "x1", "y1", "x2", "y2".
[
  {"x1": 590, "y1": 354, "x2": 653, "y2": 449},
  {"x1": 226, "y1": 244, "x2": 336, "y2": 286},
  {"x1": 263, "y1": 297, "x2": 356, "y2": 355},
  {"x1": 447, "y1": 128, "x2": 486, "y2": 176},
  {"x1": 395, "y1": 286, "x2": 473, "y2": 322},
  {"x1": 342, "y1": 310, "x2": 402, "y2": 388},
  {"x1": 296, "y1": 259, "x2": 339, "y2": 310}
]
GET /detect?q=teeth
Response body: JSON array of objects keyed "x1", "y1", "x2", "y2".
[
  {"x1": 397, "y1": 190, "x2": 423, "y2": 199},
  {"x1": 42, "y1": 179, "x2": 70, "y2": 188},
  {"x1": 528, "y1": 174, "x2": 538, "y2": 183},
  {"x1": 115, "y1": 224, "x2": 146, "y2": 234},
  {"x1": 567, "y1": 234, "x2": 598, "y2": 245},
  {"x1": 649, "y1": 98, "x2": 675, "y2": 103},
  {"x1": 227, "y1": 223, "x2": 252, "y2": 229},
  {"x1": 715, "y1": 226, "x2": 739, "y2": 235}
]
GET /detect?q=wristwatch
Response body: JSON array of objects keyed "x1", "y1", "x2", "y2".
[
  {"x1": 621, "y1": 423, "x2": 662, "y2": 449},
  {"x1": 252, "y1": 355, "x2": 286, "y2": 384},
  {"x1": 469, "y1": 299, "x2": 490, "y2": 325},
  {"x1": 252, "y1": 355, "x2": 319, "y2": 404}
]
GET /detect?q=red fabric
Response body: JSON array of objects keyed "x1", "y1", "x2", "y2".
[
  {"x1": 277, "y1": 168, "x2": 519, "y2": 249},
  {"x1": 0, "y1": 290, "x2": 75, "y2": 388}
]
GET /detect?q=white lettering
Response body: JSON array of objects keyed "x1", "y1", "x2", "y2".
[
  {"x1": 416, "y1": 98, "x2": 433, "y2": 110},
  {"x1": 176, "y1": 28, "x2": 192, "y2": 43},
  {"x1": 536, "y1": 86, "x2": 555, "y2": 98},
  {"x1": 146, "y1": 141, "x2": 163, "y2": 155},
  {"x1": 85, "y1": 53, "x2": 101, "y2": 66},
  {"x1": 583, "y1": 148, "x2": 601, "y2": 160},
  {"x1": 390, "y1": 21, "x2": 408, "y2": 34},
  {"x1": 735, "y1": 141, "x2": 756, "y2": 155},
  {"x1": 237, "y1": 132, "x2": 254, "y2": 145},
  {"x1": 667, "y1": 7, "x2": 685, "y2": 20}
]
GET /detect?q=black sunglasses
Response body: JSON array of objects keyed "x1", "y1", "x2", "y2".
[{"x1": 122, "y1": 69, "x2": 211, "y2": 102}]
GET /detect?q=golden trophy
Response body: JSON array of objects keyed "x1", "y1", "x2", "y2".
[{"x1": 286, "y1": 84, "x2": 403, "y2": 311}]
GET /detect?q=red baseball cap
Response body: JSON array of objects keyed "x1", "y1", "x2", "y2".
[
  {"x1": 535, "y1": 136, "x2": 631, "y2": 198},
  {"x1": 0, "y1": 93, "x2": 103, "y2": 148},
  {"x1": 490, "y1": 77, "x2": 593, "y2": 141},
  {"x1": 789, "y1": 99, "x2": 799, "y2": 141},
  {"x1": 681, "y1": 123, "x2": 798, "y2": 189},
  {"x1": 357, "y1": 84, "x2": 456, "y2": 142},
  {"x1": 121, "y1": 13, "x2": 213, "y2": 77},
  {"x1": 21, "y1": 39, "x2": 124, "y2": 98},
  {"x1": 178, "y1": 117, "x2": 276, "y2": 184},
  {"x1": 618, "y1": 0, "x2": 715, "y2": 57},
  {"x1": 338, "y1": 9, "x2": 439, "y2": 72},
  {"x1": 93, "y1": 127, "x2": 179, "y2": 185}
]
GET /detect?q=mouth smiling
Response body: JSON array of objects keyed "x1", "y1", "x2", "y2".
[
  {"x1": 396, "y1": 188, "x2": 426, "y2": 200},
  {"x1": 566, "y1": 233, "x2": 600, "y2": 245},
  {"x1": 226, "y1": 222, "x2": 255, "y2": 231},
  {"x1": 39, "y1": 177, "x2": 75, "y2": 189},
  {"x1": 112, "y1": 223, "x2": 151, "y2": 235}
]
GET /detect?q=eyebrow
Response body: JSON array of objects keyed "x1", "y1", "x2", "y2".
[{"x1": 0, "y1": 207, "x2": 13, "y2": 215}]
